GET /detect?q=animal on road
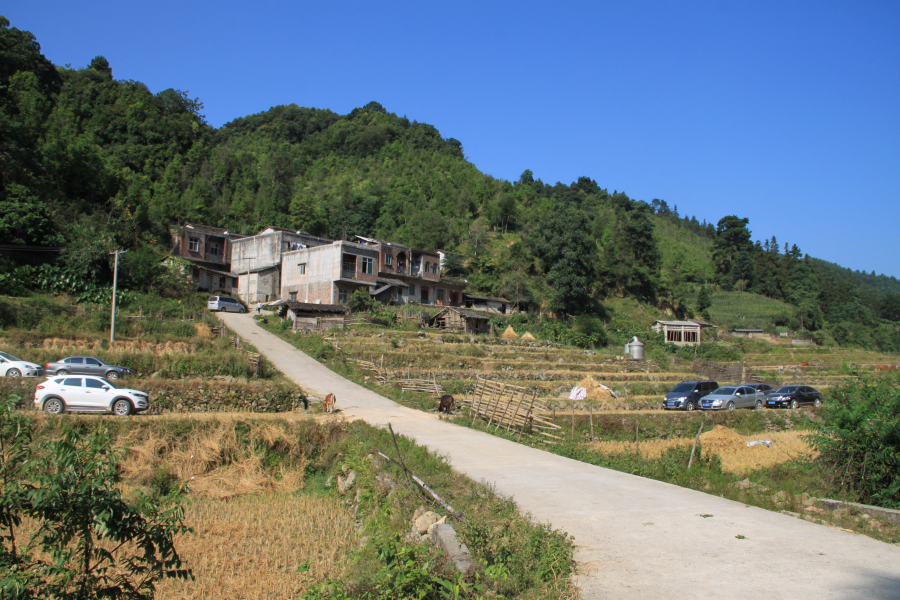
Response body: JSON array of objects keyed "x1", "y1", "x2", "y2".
[
  {"x1": 324, "y1": 393, "x2": 336, "y2": 413},
  {"x1": 438, "y1": 394, "x2": 454, "y2": 413}
]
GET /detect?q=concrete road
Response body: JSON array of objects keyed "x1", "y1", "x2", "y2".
[{"x1": 219, "y1": 312, "x2": 900, "y2": 599}]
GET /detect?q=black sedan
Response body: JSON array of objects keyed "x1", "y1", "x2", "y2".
[
  {"x1": 45, "y1": 356, "x2": 133, "y2": 381},
  {"x1": 765, "y1": 386, "x2": 824, "y2": 409}
]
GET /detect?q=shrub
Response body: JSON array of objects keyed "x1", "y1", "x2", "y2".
[{"x1": 808, "y1": 375, "x2": 900, "y2": 508}]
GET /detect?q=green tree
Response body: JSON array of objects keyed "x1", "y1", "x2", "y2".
[
  {"x1": 528, "y1": 206, "x2": 595, "y2": 314},
  {"x1": 0, "y1": 403, "x2": 192, "y2": 599},
  {"x1": 712, "y1": 216, "x2": 752, "y2": 277},
  {"x1": 696, "y1": 286, "x2": 711, "y2": 314}
]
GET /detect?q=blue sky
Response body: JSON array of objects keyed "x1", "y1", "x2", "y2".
[{"x1": 6, "y1": 1, "x2": 899, "y2": 276}]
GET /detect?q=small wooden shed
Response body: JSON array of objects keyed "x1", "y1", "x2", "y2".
[
  {"x1": 278, "y1": 302, "x2": 349, "y2": 332},
  {"x1": 428, "y1": 307, "x2": 490, "y2": 334},
  {"x1": 652, "y1": 320, "x2": 702, "y2": 346}
]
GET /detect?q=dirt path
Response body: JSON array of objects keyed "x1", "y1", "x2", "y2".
[{"x1": 219, "y1": 312, "x2": 900, "y2": 600}]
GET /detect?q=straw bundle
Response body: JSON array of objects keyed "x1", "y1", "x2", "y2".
[
  {"x1": 575, "y1": 375, "x2": 616, "y2": 400},
  {"x1": 501, "y1": 325, "x2": 519, "y2": 340},
  {"x1": 521, "y1": 332, "x2": 536, "y2": 341}
]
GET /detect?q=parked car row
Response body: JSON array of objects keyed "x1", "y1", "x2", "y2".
[
  {"x1": 663, "y1": 380, "x2": 823, "y2": 411},
  {"x1": 2, "y1": 350, "x2": 149, "y2": 416}
]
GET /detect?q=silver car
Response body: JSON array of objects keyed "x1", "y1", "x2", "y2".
[
  {"x1": 208, "y1": 296, "x2": 246, "y2": 313},
  {"x1": 700, "y1": 385, "x2": 767, "y2": 411}
]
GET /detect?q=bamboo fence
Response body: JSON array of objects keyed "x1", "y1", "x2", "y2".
[{"x1": 460, "y1": 378, "x2": 561, "y2": 442}]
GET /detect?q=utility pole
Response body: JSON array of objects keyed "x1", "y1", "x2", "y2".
[{"x1": 110, "y1": 250, "x2": 127, "y2": 343}]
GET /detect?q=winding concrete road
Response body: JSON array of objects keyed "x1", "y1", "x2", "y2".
[{"x1": 219, "y1": 312, "x2": 900, "y2": 599}]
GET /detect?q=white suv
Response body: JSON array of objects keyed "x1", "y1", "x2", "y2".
[{"x1": 34, "y1": 376, "x2": 150, "y2": 416}]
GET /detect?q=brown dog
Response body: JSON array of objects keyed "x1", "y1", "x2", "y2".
[
  {"x1": 324, "y1": 393, "x2": 336, "y2": 413},
  {"x1": 438, "y1": 394, "x2": 454, "y2": 413}
]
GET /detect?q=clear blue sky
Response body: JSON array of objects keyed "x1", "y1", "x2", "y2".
[{"x1": 6, "y1": 1, "x2": 899, "y2": 276}]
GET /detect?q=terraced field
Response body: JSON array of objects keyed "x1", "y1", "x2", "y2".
[{"x1": 322, "y1": 324, "x2": 895, "y2": 409}]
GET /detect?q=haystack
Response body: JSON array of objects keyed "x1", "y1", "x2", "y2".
[
  {"x1": 521, "y1": 332, "x2": 536, "y2": 341},
  {"x1": 575, "y1": 375, "x2": 616, "y2": 400},
  {"x1": 501, "y1": 326, "x2": 519, "y2": 340},
  {"x1": 699, "y1": 426, "x2": 745, "y2": 452}
]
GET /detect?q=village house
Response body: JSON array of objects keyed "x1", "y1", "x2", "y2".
[
  {"x1": 168, "y1": 223, "x2": 247, "y2": 293},
  {"x1": 354, "y1": 236, "x2": 467, "y2": 306},
  {"x1": 652, "y1": 320, "x2": 702, "y2": 346},
  {"x1": 230, "y1": 227, "x2": 333, "y2": 303},
  {"x1": 280, "y1": 241, "x2": 379, "y2": 304},
  {"x1": 463, "y1": 294, "x2": 512, "y2": 314},
  {"x1": 276, "y1": 301, "x2": 349, "y2": 332}
]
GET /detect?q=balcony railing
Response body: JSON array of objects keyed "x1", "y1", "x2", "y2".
[{"x1": 341, "y1": 265, "x2": 356, "y2": 279}]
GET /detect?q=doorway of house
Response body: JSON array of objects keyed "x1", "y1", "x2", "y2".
[{"x1": 420, "y1": 287, "x2": 429, "y2": 303}]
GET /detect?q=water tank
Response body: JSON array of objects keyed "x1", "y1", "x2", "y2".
[{"x1": 627, "y1": 336, "x2": 644, "y2": 360}]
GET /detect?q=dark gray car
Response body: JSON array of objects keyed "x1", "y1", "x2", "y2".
[{"x1": 45, "y1": 356, "x2": 133, "y2": 381}]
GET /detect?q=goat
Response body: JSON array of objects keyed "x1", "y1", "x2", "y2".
[
  {"x1": 324, "y1": 393, "x2": 336, "y2": 413},
  {"x1": 438, "y1": 394, "x2": 454, "y2": 413}
]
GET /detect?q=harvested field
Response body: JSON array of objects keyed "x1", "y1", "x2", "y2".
[
  {"x1": 589, "y1": 426, "x2": 818, "y2": 474},
  {"x1": 155, "y1": 493, "x2": 356, "y2": 600},
  {"x1": 118, "y1": 419, "x2": 309, "y2": 499}
]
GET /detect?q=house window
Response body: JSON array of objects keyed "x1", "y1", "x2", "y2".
[
  {"x1": 432, "y1": 263, "x2": 439, "y2": 274},
  {"x1": 338, "y1": 288, "x2": 348, "y2": 303},
  {"x1": 191, "y1": 268, "x2": 199, "y2": 279},
  {"x1": 289, "y1": 292, "x2": 297, "y2": 301},
  {"x1": 407, "y1": 284, "x2": 415, "y2": 296},
  {"x1": 424, "y1": 261, "x2": 430, "y2": 274},
  {"x1": 362, "y1": 257, "x2": 374, "y2": 274},
  {"x1": 297, "y1": 263, "x2": 306, "y2": 275},
  {"x1": 218, "y1": 276, "x2": 225, "y2": 289},
  {"x1": 188, "y1": 237, "x2": 200, "y2": 252},
  {"x1": 385, "y1": 254, "x2": 393, "y2": 266},
  {"x1": 209, "y1": 242, "x2": 219, "y2": 257}
]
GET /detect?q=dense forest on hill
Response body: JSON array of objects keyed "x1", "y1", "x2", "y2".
[{"x1": 2, "y1": 17, "x2": 899, "y2": 350}]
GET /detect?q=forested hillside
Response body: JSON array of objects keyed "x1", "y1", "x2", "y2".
[{"x1": 1, "y1": 17, "x2": 899, "y2": 350}]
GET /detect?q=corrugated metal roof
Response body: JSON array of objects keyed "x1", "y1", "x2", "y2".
[
  {"x1": 431, "y1": 307, "x2": 489, "y2": 320},
  {"x1": 653, "y1": 320, "x2": 701, "y2": 327},
  {"x1": 464, "y1": 293, "x2": 510, "y2": 303},
  {"x1": 376, "y1": 277, "x2": 406, "y2": 287}
]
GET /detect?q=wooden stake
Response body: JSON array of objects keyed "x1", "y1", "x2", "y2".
[
  {"x1": 589, "y1": 404, "x2": 594, "y2": 442},
  {"x1": 688, "y1": 423, "x2": 704, "y2": 469},
  {"x1": 635, "y1": 421, "x2": 640, "y2": 454},
  {"x1": 571, "y1": 403, "x2": 575, "y2": 441}
]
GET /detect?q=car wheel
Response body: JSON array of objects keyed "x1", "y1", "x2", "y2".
[
  {"x1": 57, "y1": 369, "x2": 68, "y2": 376},
  {"x1": 814, "y1": 398, "x2": 822, "y2": 407},
  {"x1": 43, "y1": 398, "x2": 64, "y2": 415},
  {"x1": 685, "y1": 402, "x2": 695, "y2": 411},
  {"x1": 106, "y1": 371, "x2": 120, "y2": 381},
  {"x1": 240, "y1": 307, "x2": 246, "y2": 314},
  {"x1": 791, "y1": 399, "x2": 799, "y2": 410},
  {"x1": 6, "y1": 368, "x2": 21, "y2": 378},
  {"x1": 726, "y1": 401, "x2": 735, "y2": 411},
  {"x1": 113, "y1": 399, "x2": 133, "y2": 416},
  {"x1": 755, "y1": 400, "x2": 763, "y2": 410}
]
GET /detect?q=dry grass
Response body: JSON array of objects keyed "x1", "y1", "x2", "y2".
[
  {"x1": 589, "y1": 426, "x2": 818, "y2": 474},
  {"x1": 118, "y1": 420, "x2": 307, "y2": 499},
  {"x1": 155, "y1": 493, "x2": 357, "y2": 600},
  {"x1": 40, "y1": 337, "x2": 196, "y2": 354}
]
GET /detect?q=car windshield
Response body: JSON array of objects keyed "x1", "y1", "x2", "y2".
[
  {"x1": 712, "y1": 386, "x2": 738, "y2": 395},
  {"x1": 0, "y1": 352, "x2": 21, "y2": 362},
  {"x1": 775, "y1": 386, "x2": 801, "y2": 393},
  {"x1": 671, "y1": 383, "x2": 695, "y2": 393}
]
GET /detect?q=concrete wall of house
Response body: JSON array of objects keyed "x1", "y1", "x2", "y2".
[
  {"x1": 280, "y1": 242, "x2": 377, "y2": 304},
  {"x1": 236, "y1": 267, "x2": 280, "y2": 303},
  {"x1": 232, "y1": 231, "x2": 332, "y2": 275}
]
